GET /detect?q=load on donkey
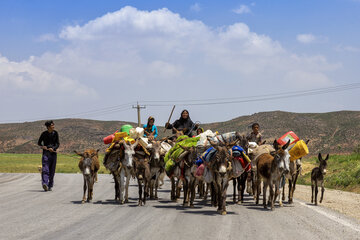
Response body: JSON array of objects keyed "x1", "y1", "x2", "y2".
[{"x1": 103, "y1": 124, "x2": 172, "y2": 205}]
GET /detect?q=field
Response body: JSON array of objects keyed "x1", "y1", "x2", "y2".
[
  {"x1": 298, "y1": 153, "x2": 360, "y2": 193},
  {"x1": 0, "y1": 153, "x2": 109, "y2": 174}
]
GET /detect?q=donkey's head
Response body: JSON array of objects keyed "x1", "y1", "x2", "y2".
[
  {"x1": 133, "y1": 156, "x2": 149, "y2": 183},
  {"x1": 235, "y1": 133, "x2": 249, "y2": 154},
  {"x1": 208, "y1": 139, "x2": 233, "y2": 177},
  {"x1": 318, "y1": 153, "x2": 329, "y2": 175},
  {"x1": 123, "y1": 140, "x2": 138, "y2": 167},
  {"x1": 148, "y1": 140, "x2": 161, "y2": 163},
  {"x1": 273, "y1": 140, "x2": 291, "y2": 174},
  {"x1": 75, "y1": 149, "x2": 99, "y2": 176}
]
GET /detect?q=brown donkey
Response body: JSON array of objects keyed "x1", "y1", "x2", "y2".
[
  {"x1": 311, "y1": 153, "x2": 329, "y2": 205},
  {"x1": 75, "y1": 149, "x2": 100, "y2": 203},
  {"x1": 208, "y1": 140, "x2": 234, "y2": 215},
  {"x1": 256, "y1": 140, "x2": 290, "y2": 210},
  {"x1": 133, "y1": 155, "x2": 151, "y2": 206}
]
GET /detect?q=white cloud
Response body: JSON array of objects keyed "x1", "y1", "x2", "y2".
[
  {"x1": 297, "y1": 34, "x2": 316, "y2": 44},
  {"x1": 36, "y1": 33, "x2": 58, "y2": 42},
  {"x1": 190, "y1": 3, "x2": 201, "y2": 12},
  {"x1": 0, "y1": 55, "x2": 96, "y2": 96},
  {"x1": 296, "y1": 33, "x2": 328, "y2": 44},
  {"x1": 233, "y1": 5, "x2": 251, "y2": 14},
  {"x1": 1, "y1": 6, "x2": 342, "y2": 122},
  {"x1": 335, "y1": 44, "x2": 360, "y2": 53}
]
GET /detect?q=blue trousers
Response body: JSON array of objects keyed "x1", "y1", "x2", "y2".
[{"x1": 42, "y1": 152, "x2": 57, "y2": 188}]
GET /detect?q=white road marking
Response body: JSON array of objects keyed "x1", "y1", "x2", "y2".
[{"x1": 297, "y1": 201, "x2": 360, "y2": 233}]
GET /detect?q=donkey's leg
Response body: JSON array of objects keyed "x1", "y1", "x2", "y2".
[
  {"x1": 190, "y1": 179, "x2": 196, "y2": 207},
  {"x1": 232, "y1": 178, "x2": 237, "y2": 203},
  {"x1": 204, "y1": 183, "x2": 209, "y2": 200},
  {"x1": 311, "y1": 180, "x2": 314, "y2": 203},
  {"x1": 176, "y1": 179, "x2": 182, "y2": 201},
  {"x1": 291, "y1": 169, "x2": 300, "y2": 204},
  {"x1": 119, "y1": 169, "x2": 125, "y2": 204},
  {"x1": 137, "y1": 180, "x2": 143, "y2": 206},
  {"x1": 269, "y1": 182, "x2": 275, "y2": 210},
  {"x1": 256, "y1": 176, "x2": 261, "y2": 205},
  {"x1": 82, "y1": 176, "x2": 87, "y2": 203},
  {"x1": 144, "y1": 181, "x2": 149, "y2": 205},
  {"x1": 88, "y1": 177, "x2": 94, "y2": 202},
  {"x1": 183, "y1": 178, "x2": 189, "y2": 207},
  {"x1": 125, "y1": 173, "x2": 130, "y2": 203},
  {"x1": 314, "y1": 180, "x2": 319, "y2": 206},
  {"x1": 287, "y1": 178, "x2": 292, "y2": 203},
  {"x1": 221, "y1": 179, "x2": 229, "y2": 214},
  {"x1": 170, "y1": 177, "x2": 176, "y2": 201},
  {"x1": 263, "y1": 180, "x2": 268, "y2": 209},
  {"x1": 320, "y1": 180, "x2": 325, "y2": 203}
]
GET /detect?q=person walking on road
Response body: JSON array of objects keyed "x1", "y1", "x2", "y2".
[{"x1": 38, "y1": 120, "x2": 60, "y2": 191}]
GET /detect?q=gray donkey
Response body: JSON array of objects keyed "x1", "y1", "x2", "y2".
[
  {"x1": 311, "y1": 153, "x2": 329, "y2": 205},
  {"x1": 75, "y1": 149, "x2": 100, "y2": 203}
]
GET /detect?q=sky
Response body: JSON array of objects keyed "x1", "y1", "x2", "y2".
[{"x1": 0, "y1": 0, "x2": 359, "y2": 125}]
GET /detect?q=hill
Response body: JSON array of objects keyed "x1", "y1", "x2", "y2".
[{"x1": 0, "y1": 111, "x2": 359, "y2": 154}]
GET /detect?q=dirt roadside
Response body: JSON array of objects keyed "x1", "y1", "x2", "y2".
[{"x1": 292, "y1": 184, "x2": 360, "y2": 222}]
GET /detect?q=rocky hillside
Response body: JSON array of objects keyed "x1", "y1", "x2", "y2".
[{"x1": 0, "y1": 111, "x2": 359, "y2": 154}]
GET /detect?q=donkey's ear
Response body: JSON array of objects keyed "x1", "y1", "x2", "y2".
[
  {"x1": 325, "y1": 154, "x2": 329, "y2": 161},
  {"x1": 305, "y1": 139, "x2": 310, "y2": 144},
  {"x1": 282, "y1": 140, "x2": 291, "y2": 150},
  {"x1": 273, "y1": 139, "x2": 279, "y2": 150},
  {"x1": 74, "y1": 150, "x2": 84, "y2": 157},
  {"x1": 318, "y1": 153, "x2": 322, "y2": 161}
]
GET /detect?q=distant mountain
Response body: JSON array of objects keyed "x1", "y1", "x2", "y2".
[{"x1": 0, "y1": 111, "x2": 359, "y2": 154}]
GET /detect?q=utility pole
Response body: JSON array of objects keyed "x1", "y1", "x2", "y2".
[{"x1": 132, "y1": 102, "x2": 146, "y2": 127}]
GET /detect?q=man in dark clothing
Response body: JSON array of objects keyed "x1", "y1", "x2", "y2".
[
  {"x1": 38, "y1": 120, "x2": 59, "y2": 191},
  {"x1": 165, "y1": 109, "x2": 198, "y2": 137}
]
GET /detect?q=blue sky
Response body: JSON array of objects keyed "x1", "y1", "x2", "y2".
[{"x1": 0, "y1": 0, "x2": 359, "y2": 124}]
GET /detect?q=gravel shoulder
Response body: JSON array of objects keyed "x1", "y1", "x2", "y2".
[{"x1": 293, "y1": 184, "x2": 360, "y2": 222}]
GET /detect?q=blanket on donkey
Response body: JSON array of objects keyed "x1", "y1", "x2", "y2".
[{"x1": 164, "y1": 136, "x2": 200, "y2": 173}]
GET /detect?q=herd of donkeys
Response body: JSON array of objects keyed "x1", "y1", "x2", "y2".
[{"x1": 74, "y1": 133, "x2": 329, "y2": 215}]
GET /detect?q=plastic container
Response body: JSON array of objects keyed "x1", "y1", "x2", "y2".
[
  {"x1": 120, "y1": 124, "x2": 133, "y2": 135},
  {"x1": 277, "y1": 131, "x2": 299, "y2": 146},
  {"x1": 129, "y1": 127, "x2": 145, "y2": 139},
  {"x1": 113, "y1": 132, "x2": 128, "y2": 142},
  {"x1": 289, "y1": 140, "x2": 309, "y2": 161}
]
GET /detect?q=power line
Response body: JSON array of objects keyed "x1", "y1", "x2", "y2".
[{"x1": 142, "y1": 83, "x2": 360, "y2": 106}]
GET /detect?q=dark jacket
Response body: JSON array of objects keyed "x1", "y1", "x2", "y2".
[
  {"x1": 38, "y1": 130, "x2": 60, "y2": 153},
  {"x1": 166, "y1": 118, "x2": 197, "y2": 137}
]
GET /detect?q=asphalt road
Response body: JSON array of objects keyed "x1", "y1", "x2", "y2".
[{"x1": 0, "y1": 173, "x2": 359, "y2": 240}]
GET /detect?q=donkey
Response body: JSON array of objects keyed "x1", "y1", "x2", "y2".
[
  {"x1": 282, "y1": 139, "x2": 310, "y2": 204},
  {"x1": 105, "y1": 140, "x2": 138, "y2": 204},
  {"x1": 256, "y1": 140, "x2": 290, "y2": 210},
  {"x1": 133, "y1": 155, "x2": 151, "y2": 206},
  {"x1": 75, "y1": 149, "x2": 100, "y2": 203},
  {"x1": 208, "y1": 140, "x2": 233, "y2": 215},
  {"x1": 230, "y1": 135, "x2": 250, "y2": 204},
  {"x1": 311, "y1": 153, "x2": 329, "y2": 205},
  {"x1": 147, "y1": 141, "x2": 164, "y2": 199},
  {"x1": 179, "y1": 145, "x2": 198, "y2": 207}
]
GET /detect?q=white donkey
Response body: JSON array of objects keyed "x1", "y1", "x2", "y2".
[{"x1": 114, "y1": 140, "x2": 138, "y2": 204}]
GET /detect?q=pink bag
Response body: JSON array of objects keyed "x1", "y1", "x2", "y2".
[{"x1": 196, "y1": 164, "x2": 205, "y2": 177}]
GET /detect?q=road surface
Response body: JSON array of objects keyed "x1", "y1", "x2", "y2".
[{"x1": 0, "y1": 173, "x2": 359, "y2": 240}]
